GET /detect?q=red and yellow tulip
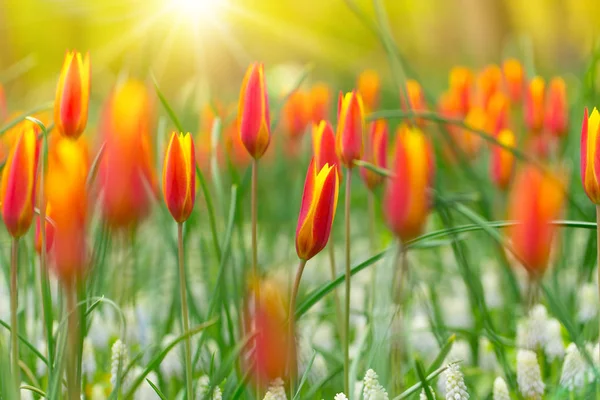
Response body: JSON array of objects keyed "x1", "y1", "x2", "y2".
[
  {"x1": 162, "y1": 133, "x2": 196, "y2": 223},
  {"x1": 449, "y1": 66, "x2": 474, "y2": 116},
  {"x1": 502, "y1": 58, "x2": 524, "y2": 103},
  {"x1": 295, "y1": 159, "x2": 339, "y2": 260},
  {"x1": 490, "y1": 129, "x2": 516, "y2": 191},
  {"x1": 486, "y1": 91, "x2": 510, "y2": 136},
  {"x1": 309, "y1": 83, "x2": 330, "y2": 124},
  {"x1": 401, "y1": 80, "x2": 427, "y2": 127},
  {"x1": 1, "y1": 126, "x2": 39, "y2": 238},
  {"x1": 508, "y1": 166, "x2": 564, "y2": 277},
  {"x1": 459, "y1": 106, "x2": 486, "y2": 158},
  {"x1": 312, "y1": 120, "x2": 340, "y2": 176},
  {"x1": 54, "y1": 51, "x2": 90, "y2": 139},
  {"x1": 336, "y1": 91, "x2": 365, "y2": 168},
  {"x1": 581, "y1": 107, "x2": 600, "y2": 204},
  {"x1": 544, "y1": 77, "x2": 568, "y2": 137},
  {"x1": 476, "y1": 64, "x2": 502, "y2": 109},
  {"x1": 384, "y1": 126, "x2": 434, "y2": 242},
  {"x1": 357, "y1": 69, "x2": 380, "y2": 112},
  {"x1": 360, "y1": 120, "x2": 388, "y2": 190},
  {"x1": 238, "y1": 63, "x2": 270, "y2": 159},
  {"x1": 524, "y1": 76, "x2": 545, "y2": 134}
]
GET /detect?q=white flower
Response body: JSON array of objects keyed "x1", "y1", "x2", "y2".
[
  {"x1": 560, "y1": 343, "x2": 588, "y2": 391},
  {"x1": 82, "y1": 338, "x2": 96, "y2": 379},
  {"x1": 197, "y1": 375, "x2": 223, "y2": 400},
  {"x1": 478, "y1": 337, "x2": 497, "y2": 371},
  {"x1": 110, "y1": 339, "x2": 129, "y2": 388},
  {"x1": 130, "y1": 368, "x2": 161, "y2": 400},
  {"x1": 443, "y1": 363, "x2": 469, "y2": 400},
  {"x1": 517, "y1": 304, "x2": 548, "y2": 350},
  {"x1": 544, "y1": 318, "x2": 564, "y2": 361},
  {"x1": 334, "y1": 393, "x2": 348, "y2": 400},
  {"x1": 492, "y1": 376, "x2": 509, "y2": 400},
  {"x1": 362, "y1": 369, "x2": 389, "y2": 400},
  {"x1": 577, "y1": 283, "x2": 598, "y2": 323},
  {"x1": 263, "y1": 378, "x2": 287, "y2": 400},
  {"x1": 419, "y1": 387, "x2": 436, "y2": 399},
  {"x1": 517, "y1": 349, "x2": 544, "y2": 400}
]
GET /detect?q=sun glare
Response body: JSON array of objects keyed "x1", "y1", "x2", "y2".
[{"x1": 170, "y1": 0, "x2": 225, "y2": 19}]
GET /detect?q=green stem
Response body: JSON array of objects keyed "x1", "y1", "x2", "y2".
[
  {"x1": 343, "y1": 169, "x2": 352, "y2": 394},
  {"x1": 328, "y1": 243, "x2": 344, "y2": 342},
  {"x1": 596, "y1": 205, "x2": 600, "y2": 363},
  {"x1": 178, "y1": 222, "x2": 193, "y2": 400},
  {"x1": 391, "y1": 241, "x2": 407, "y2": 393},
  {"x1": 66, "y1": 285, "x2": 79, "y2": 400},
  {"x1": 368, "y1": 191, "x2": 377, "y2": 315},
  {"x1": 288, "y1": 259, "x2": 308, "y2": 396},
  {"x1": 10, "y1": 237, "x2": 19, "y2": 392},
  {"x1": 251, "y1": 159, "x2": 261, "y2": 398}
]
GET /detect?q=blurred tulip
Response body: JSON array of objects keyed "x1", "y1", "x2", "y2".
[
  {"x1": 244, "y1": 276, "x2": 295, "y2": 387},
  {"x1": 401, "y1": 80, "x2": 427, "y2": 126},
  {"x1": 508, "y1": 167, "x2": 564, "y2": 277},
  {"x1": 54, "y1": 51, "x2": 90, "y2": 139},
  {"x1": 238, "y1": 63, "x2": 271, "y2": 159},
  {"x1": 459, "y1": 106, "x2": 486, "y2": 158},
  {"x1": 476, "y1": 64, "x2": 502, "y2": 109},
  {"x1": 295, "y1": 159, "x2": 339, "y2": 260},
  {"x1": 309, "y1": 83, "x2": 330, "y2": 124},
  {"x1": 490, "y1": 129, "x2": 516, "y2": 190},
  {"x1": 357, "y1": 69, "x2": 380, "y2": 112},
  {"x1": 360, "y1": 120, "x2": 388, "y2": 190},
  {"x1": 34, "y1": 204, "x2": 54, "y2": 255},
  {"x1": 0, "y1": 84, "x2": 6, "y2": 122},
  {"x1": 502, "y1": 58, "x2": 525, "y2": 103},
  {"x1": 581, "y1": 107, "x2": 600, "y2": 204},
  {"x1": 200, "y1": 101, "x2": 225, "y2": 135},
  {"x1": 312, "y1": 120, "x2": 340, "y2": 176},
  {"x1": 544, "y1": 77, "x2": 568, "y2": 137},
  {"x1": 225, "y1": 117, "x2": 252, "y2": 169},
  {"x1": 384, "y1": 126, "x2": 435, "y2": 242},
  {"x1": 336, "y1": 91, "x2": 365, "y2": 168},
  {"x1": 98, "y1": 80, "x2": 157, "y2": 229},
  {"x1": 486, "y1": 91, "x2": 510, "y2": 136},
  {"x1": 0, "y1": 126, "x2": 39, "y2": 238},
  {"x1": 524, "y1": 76, "x2": 545, "y2": 133},
  {"x1": 163, "y1": 133, "x2": 196, "y2": 223},
  {"x1": 283, "y1": 90, "x2": 311, "y2": 139},
  {"x1": 449, "y1": 66, "x2": 474, "y2": 116},
  {"x1": 46, "y1": 138, "x2": 89, "y2": 283}
]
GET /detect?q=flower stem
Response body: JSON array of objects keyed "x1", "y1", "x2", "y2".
[
  {"x1": 10, "y1": 237, "x2": 19, "y2": 391},
  {"x1": 343, "y1": 169, "x2": 352, "y2": 395},
  {"x1": 178, "y1": 222, "x2": 193, "y2": 400},
  {"x1": 391, "y1": 241, "x2": 407, "y2": 394},
  {"x1": 367, "y1": 190, "x2": 377, "y2": 315},
  {"x1": 66, "y1": 284, "x2": 80, "y2": 400},
  {"x1": 288, "y1": 258, "x2": 307, "y2": 396},
  {"x1": 328, "y1": 243, "x2": 344, "y2": 342},
  {"x1": 596, "y1": 205, "x2": 600, "y2": 362},
  {"x1": 251, "y1": 159, "x2": 261, "y2": 399}
]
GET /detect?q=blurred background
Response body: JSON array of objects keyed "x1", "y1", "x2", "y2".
[{"x1": 0, "y1": 0, "x2": 598, "y2": 109}]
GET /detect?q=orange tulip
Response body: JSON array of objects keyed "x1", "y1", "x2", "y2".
[
  {"x1": 459, "y1": 106, "x2": 487, "y2": 158},
  {"x1": 486, "y1": 91, "x2": 510, "y2": 136},
  {"x1": 309, "y1": 83, "x2": 330, "y2": 124},
  {"x1": 502, "y1": 58, "x2": 524, "y2": 103},
  {"x1": 524, "y1": 76, "x2": 545, "y2": 133},
  {"x1": 360, "y1": 120, "x2": 388, "y2": 190},
  {"x1": 357, "y1": 69, "x2": 380, "y2": 112},
  {"x1": 544, "y1": 77, "x2": 568, "y2": 137},
  {"x1": 336, "y1": 91, "x2": 365, "y2": 168},
  {"x1": 449, "y1": 66, "x2": 474, "y2": 116},
  {"x1": 476, "y1": 64, "x2": 502, "y2": 109},
  {"x1": 508, "y1": 167, "x2": 564, "y2": 277},
  {"x1": 238, "y1": 63, "x2": 270, "y2": 159},
  {"x1": 34, "y1": 204, "x2": 55, "y2": 255},
  {"x1": 46, "y1": 138, "x2": 89, "y2": 283},
  {"x1": 384, "y1": 126, "x2": 434, "y2": 242},
  {"x1": 295, "y1": 159, "x2": 339, "y2": 260},
  {"x1": 224, "y1": 117, "x2": 252, "y2": 169},
  {"x1": 581, "y1": 107, "x2": 600, "y2": 204},
  {"x1": 490, "y1": 129, "x2": 516, "y2": 190},
  {"x1": 401, "y1": 79, "x2": 427, "y2": 126},
  {"x1": 283, "y1": 90, "x2": 310, "y2": 139},
  {"x1": 312, "y1": 120, "x2": 340, "y2": 177},
  {"x1": 162, "y1": 133, "x2": 196, "y2": 223},
  {"x1": 98, "y1": 80, "x2": 157, "y2": 229},
  {"x1": 54, "y1": 51, "x2": 90, "y2": 139}
]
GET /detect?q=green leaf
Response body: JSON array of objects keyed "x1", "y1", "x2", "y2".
[
  {"x1": 391, "y1": 364, "x2": 448, "y2": 400},
  {"x1": 293, "y1": 351, "x2": 316, "y2": 400},
  {"x1": 146, "y1": 379, "x2": 168, "y2": 400},
  {"x1": 415, "y1": 359, "x2": 435, "y2": 400},
  {"x1": 0, "y1": 103, "x2": 54, "y2": 135},
  {"x1": 427, "y1": 334, "x2": 455, "y2": 374},
  {"x1": 0, "y1": 320, "x2": 48, "y2": 366}
]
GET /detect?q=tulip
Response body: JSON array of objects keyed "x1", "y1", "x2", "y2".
[
  {"x1": 508, "y1": 166, "x2": 564, "y2": 277},
  {"x1": 336, "y1": 91, "x2": 365, "y2": 168},
  {"x1": 98, "y1": 80, "x2": 157, "y2": 229},
  {"x1": 34, "y1": 204, "x2": 55, "y2": 255},
  {"x1": 502, "y1": 58, "x2": 524, "y2": 103},
  {"x1": 460, "y1": 106, "x2": 487, "y2": 158},
  {"x1": 295, "y1": 159, "x2": 339, "y2": 260},
  {"x1": 524, "y1": 76, "x2": 545, "y2": 133},
  {"x1": 384, "y1": 126, "x2": 434, "y2": 242},
  {"x1": 360, "y1": 120, "x2": 388, "y2": 190},
  {"x1": 1, "y1": 126, "x2": 39, "y2": 238},
  {"x1": 490, "y1": 129, "x2": 516, "y2": 190},
  {"x1": 449, "y1": 66, "x2": 474, "y2": 116},
  {"x1": 313, "y1": 119, "x2": 340, "y2": 172},
  {"x1": 357, "y1": 69, "x2": 380, "y2": 112},
  {"x1": 309, "y1": 83, "x2": 330, "y2": 124},
  {"x1": 162, "y1": 133, "x2": 196, "y2": 223},
  {"x1": 238, "y1": 63, "x2": 271, "y2": 159},
  {"x1": 54, "y1": 51, "x2": 90, "y2": 139},
  {"x1": 224, "y1": 117, "x2": 252, "y2": 169},
  {"x1": 476, "y1": 64, "x2": 502, "y2": 109},
  {"x1": 544, "y1": 77, "x2": 568, "y2": 137},
  {"x1": 283, "y1": 90, "x2": 310, "y2": 139},
  {"x1": 581, "y1": 107, "x2": 600, "y2": 204},
  {"x1": 401, "y1": 80, "x2": 427, "y2": 127},
  {"x1": 486, "y1": 91, "x2": 510, "y2": 136}
]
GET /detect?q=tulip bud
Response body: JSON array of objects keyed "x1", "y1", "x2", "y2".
[
  {"x1": 309, "y1": 83, "x2": 330, "y2": 124},
  {"x1": 1, "y1": 126, "x2": 39, "y2": 238},
  {"x1": 490, "y1": 129, "x2": 516, "y2": 190},
  {"x1": 544, "y1": 77, "x2": 568, "y2": 137},
  {"x1": 508, "y1": 167, "x2": 564, "y2": 277},
  {"x1": 486, "y1": 91, "x2": 510, "y2": 136},
  {"x1": 295, "y1": 159, "x2": 339, "y2": 260},
  {"x1": 34, "y1": 204, "x2": 55, "y2": 255},
  {"x1": 476, "y1": 64, "x2": 502, "y2": 109},
  {"x1": 581, "y1": 107, "x2": 600, "y2": 204},
  {"x1": 384, "y1": 126, "x2": 435, "y2": 242},
  {"x1": 524, "y1": 76, "x2": 545, "y2": 133},
  {"x1": 449, "y1": 66, "x2": 474, "y2": 116},
  {"x1": 357, "y1": 69, "x2": 380, "y2": 112},
  {"x1": 502, "y1": 58, "x2": 524, "y2": 103},
  {"x1": 401, "y1": 80, "x2": 427, "y2": 127},
  {"x1": 336, "y1": 91, "x2": 365, "y2": 168},
  {"x1": 312, "y1": 120, "x2": 340, "y2": 177},
  {"x1": 238, "y1": 63, "x2": 270, "y2": 159},
  {"x1": 283, "y1": 90, "x2": 310, "y2": 139},
  {"x1": 162, "y1": 132, "x2": 196, "y2": 223},
  {"x1": 54, "y1": 51, "x2": 90, "y2": 139},
  {"x1": 360, "y1": 120, "x2": 388, "y2": 190}
]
